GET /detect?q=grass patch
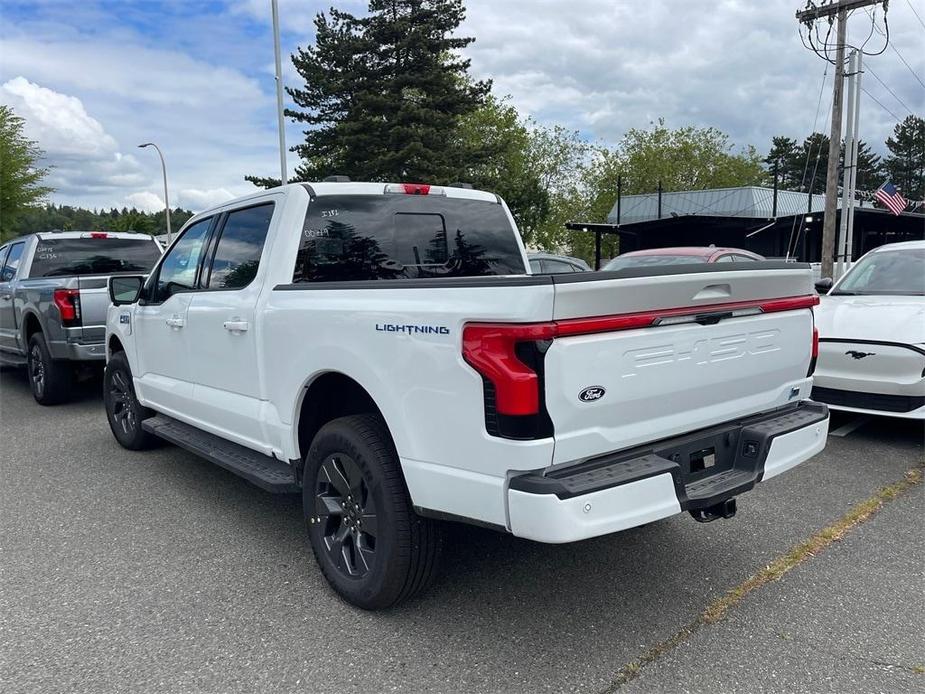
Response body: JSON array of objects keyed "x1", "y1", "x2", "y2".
[{"x1": 604, "y1": 466, "x2": 923, "y2": 692}]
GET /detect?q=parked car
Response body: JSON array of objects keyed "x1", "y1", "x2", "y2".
[
  {"x1": 603, "y1": 246, "x2": 764, "y2": 271},
  {"x1": 812, "y1": 240, "x2": 925, "y2": 419},
  {"x1": 528, "y1": 252, "x2": 590, "y2": 274},
  {"x1": 104, "y1": 182, "x2": 827, "y2": 609},
  {"x1": 0, "y1": 231, "x2": 163, "y2": 404}
]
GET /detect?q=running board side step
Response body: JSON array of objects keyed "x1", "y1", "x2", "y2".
[{"x1": 142, "y1": 415, "x2": 299, "y2": 493}]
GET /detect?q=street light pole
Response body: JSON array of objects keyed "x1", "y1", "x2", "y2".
[
  {"x1": 138, "y1": 142, "x2": 172, "y2": 243},
  {"x1": 271, "y1": 0, "x2": 287, "y2": 185}
]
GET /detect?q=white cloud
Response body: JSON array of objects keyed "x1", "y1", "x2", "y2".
[
  {"x1": 125, "y1": 191, "x2": 165, "y2": 213},
  {"x1": 0, "y1": 77, "x2": 148, "y2": 199},
  {"x1": 1, "y1": 76, "x2": 118, "y2": 157},
  {"x1": 175, "y1": 187, "x2": 236, "y2": 210}
]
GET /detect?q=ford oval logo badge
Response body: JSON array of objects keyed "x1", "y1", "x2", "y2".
[{"x1": 579, "y1": 386, "x2": 606, "y2": 403}]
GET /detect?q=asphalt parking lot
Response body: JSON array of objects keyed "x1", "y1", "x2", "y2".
[{"x1": 1, "y1": 368, "x2": 922, "y2": 694}]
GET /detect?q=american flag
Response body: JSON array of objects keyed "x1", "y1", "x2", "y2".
[{"x1": 874, "y1": 182, "x2": 908, "y2": 216}]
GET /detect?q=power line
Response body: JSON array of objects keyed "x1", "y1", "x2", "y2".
[
  {"x1": 864, "y1": 63, "x2": 916, "y2": 115},
  {"x1": 860, "y1": 85, "x2": 903, "y2": 120},
  {"x1": 904, "y1": 0, "x2": 925, "y2": 30},
  {"x1": 786, "y1": 64, "x2": 831, "y2": 259},
  {"x1": 864, "y1": 6, "x2": 925, "y2": 89}
]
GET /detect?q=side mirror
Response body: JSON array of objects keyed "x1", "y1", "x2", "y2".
[
  {"x1": 109, "y1": 275, "x2": 144, "y2": 305},
  {"x1": 814, "y1": 277, "x2": 833, "y2": 294}
]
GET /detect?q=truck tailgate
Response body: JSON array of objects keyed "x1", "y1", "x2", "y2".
[
  {"x1": 545, "y1": 266, "x2": 816, "y2": 464},
  {"x1": 76, "y1": 275, "x2": 112, "y2": 342}
]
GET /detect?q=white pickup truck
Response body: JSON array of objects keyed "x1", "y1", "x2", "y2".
[{"x1": 105, "y1": 181, "x2": 829, "y2": 609}]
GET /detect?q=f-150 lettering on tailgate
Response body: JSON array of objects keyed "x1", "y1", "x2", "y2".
[{"x1": 621, "y1": 329, "x2": 781, "y2": 377}]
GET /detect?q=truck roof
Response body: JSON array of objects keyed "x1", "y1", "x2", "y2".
[
  {"x1": 32, "y1": 231, "x2": 159, "y2": 242},
  {"x1": 193, "y1": 182, "x2": 500, "y2": 220}
]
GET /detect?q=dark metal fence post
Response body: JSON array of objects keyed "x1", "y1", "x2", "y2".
[
  {"x1": 657, "y1": 180, "x2": 663, "y2": 219},
  {"x1": 772, "y1": 163, "x2": 779, "y2": 218},
  {"x1": 617, "y1": 175, "x2": 622, "y2": 224}
]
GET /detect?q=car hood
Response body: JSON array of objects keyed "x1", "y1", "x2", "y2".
[{"x1": 815, "y1": 294, "x2": 925, "y2": 345}]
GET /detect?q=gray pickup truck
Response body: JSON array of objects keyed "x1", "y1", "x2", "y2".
[{"x1": 0, "y1": 231, "x2": 162, "y2": 404}]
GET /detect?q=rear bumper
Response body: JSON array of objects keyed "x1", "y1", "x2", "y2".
[
  {"x1": 47, "y1": 337, "x2": 106, "y2": 361},
  {"x1": 507, "y1": 401, "x2": 829, "y2": 543},
  {"x1": 811, "y1": 386, "x2": 925, "y2": 419}
]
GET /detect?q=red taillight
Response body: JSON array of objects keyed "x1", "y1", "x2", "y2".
[
  {"x1": 759, "y1": 295, "x2": 819, "y2": 313},
  {"x1": 90, "y1": 232, "x2": 108, "y2": 239},
  {"x1": 807, "y1": 326, "x2": 819, "y2": 377},
  {"x1": 402, "y1": 183, "x2": 430, "y2": 195},
  {"x1": 463, "y1": 323, "x2": 555, "y2": 415},
  {"x1": 53, "y1": 288, "x2": 81, "y2": 325}
]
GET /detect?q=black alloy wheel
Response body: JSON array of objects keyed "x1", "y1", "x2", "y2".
[
  {"x1": 26, "y1": 333, "x2": 70, "y2": 405},
  {"x1": 104, "y1": 351, "x2": 156, "y2": 450},
  {"x1": 29, "y1": 342, "x2": 46, "y2": 400},
  {"x1": 108, "y1": 367, "x2": 138, "y2": 438},
  {"x1": 312, "y1": 453, "x2": 379, "y2": 578}
]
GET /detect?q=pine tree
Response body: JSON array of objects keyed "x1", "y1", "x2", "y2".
[
  {"x1": 247, "y1": 0, "x2": 490, "y2": 187},
  {"x1": 852, "y1": 140, "x2": 884, "y2": 193},
  {"x1": 883, "y1": 115, "x2": 925, "y2": 200}
]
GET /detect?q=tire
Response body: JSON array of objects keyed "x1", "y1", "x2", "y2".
[
  {"x1": 27, "y1": 333, "x2": 71, "y2": 405},
  {"x1": 304, "y1": 414, "x2": 443, "y2": 610},
  {"x1": 104, "y1": 351, "x2": 157, "y2": 450}
]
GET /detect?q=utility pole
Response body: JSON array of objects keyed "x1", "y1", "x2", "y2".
[
  {"x1": 796, "y1": 0, "x2": 884, "y2": 279},
  {"x1": 844, "y1": 50, "x2": 862, "y2": 272},
  {"x1": 836, "y1": 49, "x2": 860, "y2": 279}
]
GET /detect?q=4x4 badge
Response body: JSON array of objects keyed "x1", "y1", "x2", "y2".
[{"x1": 579, "y1": 386, "x2": 606, "y2": 403}]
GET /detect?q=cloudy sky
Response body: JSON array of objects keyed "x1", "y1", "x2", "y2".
[{"x1": 2, "y1": 0, "x2": 923, "y2": 212}]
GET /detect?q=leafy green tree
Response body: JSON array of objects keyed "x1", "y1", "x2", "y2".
[
  {"x1": 610, "y1": 120, "x2": 765, "y2": 195},
  {"x1": 110, "y1": 210, "x2": 154, "y2": 234},
  {"x1": 883, "y1": 115, "x2": 925, "y2": 200},
  {"x1": 12, "y1": 203, "x2": 193, "y2": 237},
  {"x1": 563, "y1": 121, "x2": 765, "y2": 262},
  {"x1": 455, "y1": 95, "x2": 549, "y2": 245},
  {"x1": 0, "y1": 105, "x2": 53, "y2": 240},
  {"x1": 249, "y1": 0, "x2": 489, "y2": 187}
]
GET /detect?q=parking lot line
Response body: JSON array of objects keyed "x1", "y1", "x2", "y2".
[{"x1": 601, "y1": 465, "x2": 923, "y2": 692}]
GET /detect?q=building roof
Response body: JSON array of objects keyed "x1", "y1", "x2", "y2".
[{"x1": 606, "y1": 186, "x2": 881, "y2": 225}]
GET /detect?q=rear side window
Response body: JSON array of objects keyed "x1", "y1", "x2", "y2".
[
  {"x1": 293, "y1": 195, "x2": 526, "y2": 282},
  {"x1": 29, "y1": 237, "x2": 161, "y2": 277},
  {"x1": 542, "y1": 259, "x2": 579, "y2": 274},
  {"x1": 206, "y1": 204, "x2": 274, "y2": 289},
  {"x1": 2, "y1": 242, "x2": 26, "y2": 281}
]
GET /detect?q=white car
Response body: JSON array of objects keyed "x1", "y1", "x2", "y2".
[{"x1": 812, "y1": 240, "x2": 925, "y2": 419}]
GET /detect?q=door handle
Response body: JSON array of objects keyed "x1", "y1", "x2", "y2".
[
  {"x1": 0, "y1": 295, "x2": 11, "y2": 301},
  {"x1": 223, "y1": 320, "x2": 249, "y2": 332},
  {"x1": 166, "y1": 316, "x2": 185, "y2": 328}
]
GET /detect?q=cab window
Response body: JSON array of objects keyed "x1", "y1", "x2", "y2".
[
  {"x1": 1, "y1": 243, "x2": 26, "y2": 282},
  {"x1": 152, "y1": 218, "x2": 213, "y2": 302}
]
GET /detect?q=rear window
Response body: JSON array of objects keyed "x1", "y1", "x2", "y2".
[
  {"x1": 293, "y1": 195, "x2": 525, "y2": 282},
  {"x1": 29, "y1": 237, "x2": 162, "y2": 277},
  {"x1": 603, "y1": 254, "x2": 709, "y2": 271}
]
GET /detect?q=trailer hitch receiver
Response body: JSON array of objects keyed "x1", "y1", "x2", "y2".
[{"x1": 690, "y1": 497, "x2": 737, "y2": 523}]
